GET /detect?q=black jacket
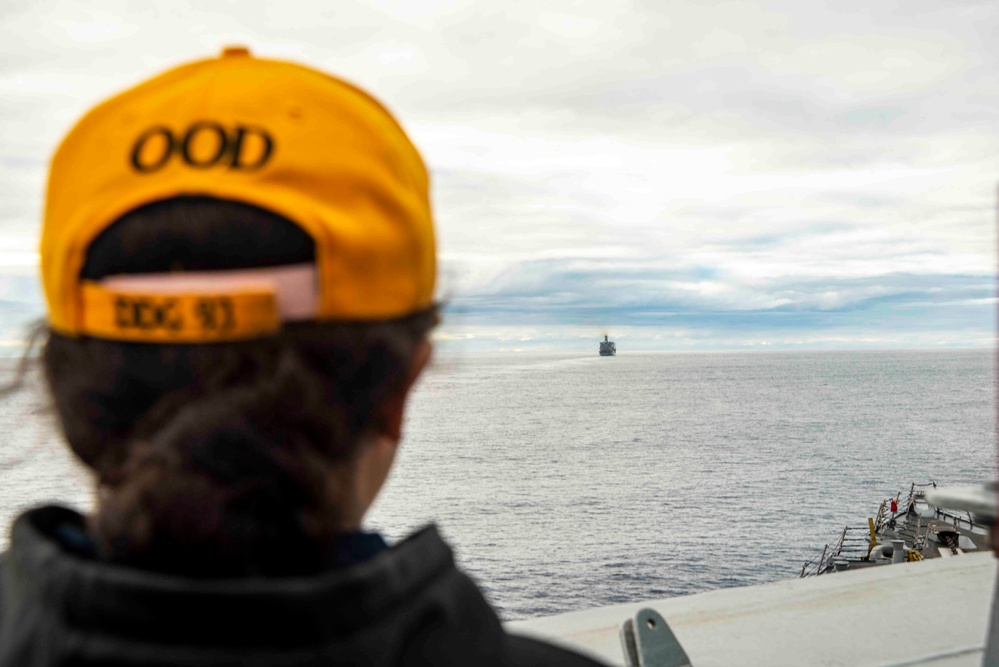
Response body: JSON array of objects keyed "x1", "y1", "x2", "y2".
[{"x1": 0, "y1": 506, "x2": 605, "y2": 666}]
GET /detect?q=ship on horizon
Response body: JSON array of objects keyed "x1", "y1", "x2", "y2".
[{"x1": 599, "y1": 335, "x2": 616, "y2": 356}]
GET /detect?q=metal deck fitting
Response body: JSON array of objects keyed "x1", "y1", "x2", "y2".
[{"x1": 619, "y1": 608, "x2": 691, "y2": 667}]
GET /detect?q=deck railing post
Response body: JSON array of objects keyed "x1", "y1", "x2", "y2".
[{"x1": 836, "y1": 526, "x2": 848, "y2": 555}]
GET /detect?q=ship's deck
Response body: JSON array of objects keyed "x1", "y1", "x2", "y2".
[{"x1": 509, "y1": 551, "x2": 996, "y2": 666}]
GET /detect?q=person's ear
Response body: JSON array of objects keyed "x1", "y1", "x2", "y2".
[{"x1": 379, "y1": 338, "x2": 432, "y2": 441}]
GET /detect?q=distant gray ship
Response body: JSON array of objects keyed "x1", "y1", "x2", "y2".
[{"x1": 599, "y1": 335, "x2": 616, "y2": 356}]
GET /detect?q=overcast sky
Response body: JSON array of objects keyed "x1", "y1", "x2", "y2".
[{"x1": 1, "y1": 0, "x2": 996, "y2": 352}]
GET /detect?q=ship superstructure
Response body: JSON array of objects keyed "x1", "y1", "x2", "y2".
[{"x1": 599, "y1": 335, "x2": 616, "y2": 356}]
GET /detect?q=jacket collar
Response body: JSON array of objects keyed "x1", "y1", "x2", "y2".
[{"x1": 7, "y1": 505, "x2": 451, "y2": 647}]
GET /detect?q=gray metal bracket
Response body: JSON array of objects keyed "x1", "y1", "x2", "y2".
[{"x1": 619, "y1": 608, "x2": 692, "y2": 667}]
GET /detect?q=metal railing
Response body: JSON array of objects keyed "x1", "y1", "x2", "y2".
[
  {"x1": 912, "y1": 517, "x2": 926, "y2": 552},
  {"x1": 800, "y1": 482, "x2": 941, "y2": 578},
  {"x1": 800, "y1": 525, "x2": 872, "y2": 577}
]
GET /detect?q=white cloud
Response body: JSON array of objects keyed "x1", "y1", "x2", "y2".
[{"x1": 1, "y1": 0, "x2": 995, "y2": 349}]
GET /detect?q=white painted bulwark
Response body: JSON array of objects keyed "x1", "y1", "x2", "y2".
[{"x1": 508, "y1": 552, "x2": 996, "y2": 666}]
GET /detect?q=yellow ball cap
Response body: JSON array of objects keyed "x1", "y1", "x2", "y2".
[{"x1": 41, "y1": 47, "x2": 435, "y2": 342}]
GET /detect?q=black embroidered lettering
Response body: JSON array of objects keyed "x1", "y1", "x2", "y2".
[
  {"x1": 180, "y1": 122, "x2": 228, "y2": 169},
  {"x1": 194, "y1": 297, "x2": 236, "y2": 331},
  {"x1": 130, "y1": 126, "x2": 175, "y2": 173},
  {"x1": 229, "y1": 126, "x2": 274, "y2": 171},
  {"x1": 114, "y1": 297, "x2": 182, "y2": 331},
  {"x1": 130, "y1": 122, "x2": 275, "y2": 173}
]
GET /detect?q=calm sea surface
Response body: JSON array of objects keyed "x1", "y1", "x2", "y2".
[{"x1": 1, "y1": 350, "x2": 995, "y2": 620}]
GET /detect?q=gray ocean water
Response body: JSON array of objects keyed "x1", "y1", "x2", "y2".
[{"x1": 1, "y1": 349, "x2": 995, "y2": 621}]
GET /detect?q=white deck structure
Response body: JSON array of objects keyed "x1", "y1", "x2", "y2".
[{"x1": 510, "y1": 551, "x2": 996, "y2": 666}]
